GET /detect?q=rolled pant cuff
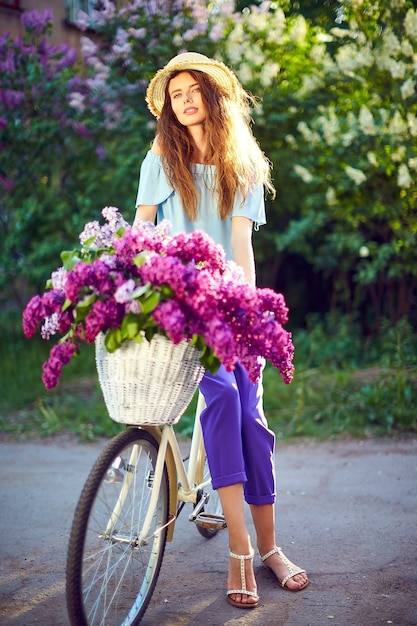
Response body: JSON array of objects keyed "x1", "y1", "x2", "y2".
[
  {"x1": 211, "y1": 471, "x2": 247, "y2": 491},
  {"x1": 245, "y1": 493, "x2": 276, "y2": 506}
]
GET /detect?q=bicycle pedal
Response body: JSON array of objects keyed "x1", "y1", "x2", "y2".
[{"x1": 194, "y1": 512, "x2": 227, "y2": 530}]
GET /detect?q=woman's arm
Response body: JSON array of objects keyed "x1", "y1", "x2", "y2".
[
  {"x1": 133, "y1": 136, "x2": 162, "y2": 226},
  {"x1": 133, "y1": 204, "x2": 157, "y2": 226},
  {"x1": 231, "y1": 216, "x2": 256, "y2": 286}
]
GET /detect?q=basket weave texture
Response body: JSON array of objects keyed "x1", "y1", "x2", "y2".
[{"x1": 95, "y1": 334, "x2": 205, "y2": 425}]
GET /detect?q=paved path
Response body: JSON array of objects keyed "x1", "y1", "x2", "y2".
[{"x1": 0, "y1": 436, "x2": 416, "y2": 626}]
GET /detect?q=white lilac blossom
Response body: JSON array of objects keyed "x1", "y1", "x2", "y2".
[
  {"x1": 41, "y1": 312, "x2": 61, "y2": 339},
  {"x1": 391, "y1": 146, "x2": 406, "y2": 162},
  {"x1": 326, "y1": 187, "x2": 338, "y2": 206},
  {"x1": 400, "y1": 78, "x2": 415, "y2": 100},
  {"x1": 51, "y1": 267, "x2": 68, "y2": 290},
  {"x1": 336, "y1": 44, "x2": 374, "y2": 74},
  {"x1": 359, "y1": 105, "x2": 377, "y2": 136},
  {"x1": 260, "y1": 62, "x2": 280, "y2": 88},
  {"x1": 317, "y1": 109, "x2": 340, "y2": 146},
  {"x1": 297, "y1": 121, "x2": 321, "y2": 146},
  {"x1": 397, "y1": 163, "x2": 412, "y2": 188},
  {"x1": 290, "y1": 15, "x2": 307, "y2": 43},
  {"x1": 345, "y1": 165, "x2": 367, "y2": 185},
  {"x1": 407, "y1": 113, "x2": 417, "y2": 136},
  {"x1": 367, "y1": 152, "x2": 379, "y2": 167},
  {"x1": 404, "y1": 9, "x2": 417, "y2": 41},
  {"x1": 294, "y1": 164, "x2": 313, "y2": 184},
  {"x1": 388, "y1": 110, "x2": 408, "y2": 135}
]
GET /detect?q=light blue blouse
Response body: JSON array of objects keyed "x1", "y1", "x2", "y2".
[{"x1": 135, "y1": 151, "x2": 266, "y2": 260}]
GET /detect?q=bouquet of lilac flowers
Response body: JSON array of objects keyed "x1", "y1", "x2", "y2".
[{"x1": 22, "y1": 207, "x2": 294, "y2": 390}]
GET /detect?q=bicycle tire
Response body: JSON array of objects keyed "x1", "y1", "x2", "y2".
[
  {"x1": 196, "y1": 455, "x2": 223, "y2": 539},
  {"x1": 66, "y1": 428, "x2": 169, "y2": 626}
]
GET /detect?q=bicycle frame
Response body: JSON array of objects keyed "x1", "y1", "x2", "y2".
[{"x1": 134, "y1": 392, "x2": 207, "y2": 543}]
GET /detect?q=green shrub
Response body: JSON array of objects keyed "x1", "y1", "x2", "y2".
[{"x1": 1, "y1": 309, "x2": 415, "y2": 442}]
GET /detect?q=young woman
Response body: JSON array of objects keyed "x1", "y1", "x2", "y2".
[{"x1": 134, "y1": 52, "x2": 308, "y2": 609}]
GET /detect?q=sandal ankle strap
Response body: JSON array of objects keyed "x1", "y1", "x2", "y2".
[
  {"x1": 229, "y1": 550, "x2": 254, "y2": 560},
  {"x1": 260, "y1": 546, "x2": 280, "y2": 562}
]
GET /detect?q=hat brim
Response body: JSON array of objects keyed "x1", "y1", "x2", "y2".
[{"x1": 146, "y1": 56, "x2": 241, "y2": 118}]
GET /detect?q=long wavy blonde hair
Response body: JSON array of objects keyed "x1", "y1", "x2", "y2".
[{"x1": 156, "y1": 69, "x2": 275, "y2": 220}]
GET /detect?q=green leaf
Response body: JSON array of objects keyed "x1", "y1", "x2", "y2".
[
  {"x1": 131, "y1": 283, "x2": 151, "y2": 298},
  {"x1": 140, "y1": 291, "x2": 161, "y2": 315},
  {"x1": 104, "y1": 328, "x2": 123, "y2": 352},
  {"x1": 121, "y1": 313, "x2": 140, "y2": 339},
  {"x1": 61, "y1": 250, "x2": 82, "y2": 271},
  {"x1": 62, "y1": 298, "x2": 73, "y2": 312},
  {"x1": 74, "y1": 293, "x2": 96, "y2": 317},
  {"x1": 133, "y1": 252, "x2": 148, "y2": 268}
]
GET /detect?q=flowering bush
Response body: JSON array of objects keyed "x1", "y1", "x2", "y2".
[{"x1": 22, "y1": 207, "x2": 294, "y2": 389}]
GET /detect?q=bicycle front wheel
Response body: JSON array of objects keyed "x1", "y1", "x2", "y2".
[{"x1": 66, "y1": 428, "x2": 169, "y2": 626}]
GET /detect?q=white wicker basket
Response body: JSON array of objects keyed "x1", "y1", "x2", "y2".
[{"x1": 95, "y1": 333, "x2": 205, "y2": 426}]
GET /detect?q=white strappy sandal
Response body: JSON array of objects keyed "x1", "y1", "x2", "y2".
[
  {"x1": 260, "y1": 546, "x2": 308, "y2": 591},
  {"x1": 227, "y1": 550, "x2": 259, "y2": 609}
]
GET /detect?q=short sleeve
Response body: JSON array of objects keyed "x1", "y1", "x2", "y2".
[
  {"x1": 135, "y1": 151, "x2": 174, "y2": 207},
  {"x1": 232, "y1": 184, "x2": 266, "y2": 229}
]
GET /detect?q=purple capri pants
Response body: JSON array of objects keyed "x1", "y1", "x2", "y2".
[{"x1": 199, "y1": 362, "x2": 276, "y2": 506}]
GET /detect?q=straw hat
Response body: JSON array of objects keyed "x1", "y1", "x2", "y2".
[{"x1": 146, "y1": 52, "x2": 242, "y2": 118}]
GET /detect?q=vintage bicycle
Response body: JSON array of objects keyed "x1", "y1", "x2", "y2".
[{"x1": 66, "y1": 334, "x2": 225, "y2": 626}]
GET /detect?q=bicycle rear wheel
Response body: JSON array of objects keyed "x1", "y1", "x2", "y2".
[{"x1": 66, "y1": 428, "x2": 169, "y2": 626}]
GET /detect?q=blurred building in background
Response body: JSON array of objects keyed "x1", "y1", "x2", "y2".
[{"x1": 0, "y1": 0, "x2": 93, "y2": 49}]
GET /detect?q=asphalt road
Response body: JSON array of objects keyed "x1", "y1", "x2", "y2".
[{"x1": 0, "y1": 435, "x2": 416, "y2": 626}]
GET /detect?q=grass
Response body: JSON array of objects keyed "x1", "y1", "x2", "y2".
[{"x1": 1, "y1": 309, "x2": 416, "y2": 442}]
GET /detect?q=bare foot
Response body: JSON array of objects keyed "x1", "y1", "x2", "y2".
[
  {"x1": 260, "y1": 546, "x2": 308, "y2": 591},
  {"x1": 227, "y1": 551, "x2": 259, "y2": 607}
]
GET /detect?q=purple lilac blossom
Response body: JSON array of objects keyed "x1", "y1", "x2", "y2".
[
  {"x1": 79, "y1": 207, "x2": 129, "y2": 249},
  {"x1": 21, "y1": 9, "x2": 53, "y2": 35},
  {"x1": 58, "y1": 310, "x2": 73, "y2": 334},
  {"x1": 72, "y1": 121, "x2": 91, "y2": 139},
  {"x1": 164, "y1": 230, "x2": 226, "y2": 272},
  {"x1": 114, "y1": 225, "x2": 166, "y2": 262},
  {"x1": 84, "y1": 299, "x2": 124, "y2": 343},
  {"x1": 65, "y1": 262, "x2": 92, "y2": 301},
  {"x1": 258, "y1": 288, "x2": 289, "y2": 324},
  {"x1": 0, "y1": 175, "x2": 15, "y2": 192},
  {"x1": 0, "y1": 51, "x2": 16, "y2": 74},
  {"x1": 42, "y1": 340, "x2": 78, "y2": 389},
  {"x1": 56, "y1": 44, "x2": 78, "y2": 70},
  {"x1": 79, "y1": 220, "x2": 101, "y2": 245},
  {"x1": 203, "y1": 317, "x2": 237, "y2": 371},
  {"x1": 90, "y1": 259, "x2": 113, "y2": 294},
  {"x1": 23, "y1": 210, "x2": 295, "y2": 388},
  {"x1": 41, "y1": 289, "x2": 66, "y2": 316},
  {"x1": 138, "y1": 255, "x2": 194, "y2": 300},
  {"x1": 152, "y1": 300, "x2": 187, "y2": 344},
  {"x1": 22, "y1": 295, "x2": 44, "y2": 337},
  {"x1": 96, "y1": 145, "x2": 106, "y2": 160},
  {"x1": 0, "y1": 89, "x2": 25, "y2": 109}
]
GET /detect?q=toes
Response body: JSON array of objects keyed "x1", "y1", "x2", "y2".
[
  {"x1": 285, "y1": 573, "x2": 308, "y2": 590},
  {"x1": 229, "y1": 593, "x2": 257, "y2": 605}
]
